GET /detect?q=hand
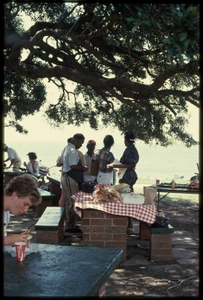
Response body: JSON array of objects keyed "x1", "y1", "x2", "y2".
[
  {"x1": 82, "y1": 165, "x2": 89, "y2": 172},
  {"x1": 23, "y1": 161, "x2": 27, "y2": 167},
  {"x1": 8, "y1": 233, "x2": 30, "y2": 246}
]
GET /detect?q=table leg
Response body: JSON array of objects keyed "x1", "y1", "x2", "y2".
[
  {"x1": 157, "y1": 192, "x2": 160, "y2": 211},
  {"x1": 157, "y1": 192, "x2": 170, "y2": 211}
]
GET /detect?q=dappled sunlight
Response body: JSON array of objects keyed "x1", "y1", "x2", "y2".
[{"x1": 105, "y1": 265, "x2": 198, "y2": 297}]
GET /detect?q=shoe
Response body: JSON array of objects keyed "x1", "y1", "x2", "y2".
[{"x1": 127, "y1": 227, "x2": 135, "y2": 235}]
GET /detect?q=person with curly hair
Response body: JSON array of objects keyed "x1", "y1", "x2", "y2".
[
  {"x1": 4, "y1": 174, "x2": 41, "y2": 246},
  {"x1": 23, "y1": 152, "x2": 40, "y2": 177}
]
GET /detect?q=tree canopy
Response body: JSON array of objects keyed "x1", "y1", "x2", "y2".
[{"x1": 4, "y1": 2, "x2": 200, "y2": 146}]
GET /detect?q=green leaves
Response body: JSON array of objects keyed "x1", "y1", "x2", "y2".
[{"x1": 3, "y1": 3, "x2": 199, "y2": 146}]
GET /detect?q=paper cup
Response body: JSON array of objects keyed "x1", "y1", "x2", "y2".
[{"x1": 15, "y1": 242, "x2": 27, "y2": 261}]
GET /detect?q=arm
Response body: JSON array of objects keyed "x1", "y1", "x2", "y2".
[
  {"x1": 6, "y1": 159, "x2": 15, "y2": 169},
  {"x1": 113, "y1": 163, "x2": 135, "y2": 169},
  {"x1": 23, "y1": 161, "x2": 29, "y2": 172},
  {"x1": 71, "y1": 165, "x2": 88, "y2": 172},
  {"x1": 4, "y1": 233, "x2": 30, "y2": 246},
  {"x1": 56, "y1": 155, "x2": 63, "y2": 167}
]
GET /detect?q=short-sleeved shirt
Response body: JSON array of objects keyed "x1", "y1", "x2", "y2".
[
  {"x1": 119, "y1": 144, "x2": 139, "y2": 186},
  {"x1": 97, "y1": 148, "x2": 115, "y2": 173},
  {"x1": 27, "y1": 161, "x2": 40, "y2": 176},
  {"x1": 120, "y1": 144, "x2": 139, "y2": 166},
  {"x1": 61, "y1": 142, "x2": 80, "y2": 173},
  {"x1": 4, "y1": 211, "x2": 10, "y2": 236},
  {"x1": 7, "y1": 147, "x2": 21, "y2": 162}
]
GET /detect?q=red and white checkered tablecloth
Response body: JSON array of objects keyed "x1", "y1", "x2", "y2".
[{"x1": 72, "y1": 191, "x2": 157, "y2": 224}]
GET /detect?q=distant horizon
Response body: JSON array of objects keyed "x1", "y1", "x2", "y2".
[{"x1": 3, "y1": 139, "x2": 199, "y2": 181}]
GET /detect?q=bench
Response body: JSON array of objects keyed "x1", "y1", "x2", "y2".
[
  {"x1": 35, "y1": 206, "x2": 65, "y2": 244},
  {"x1": 139, "y1": 221, "x2": 174, "y2": 262},
  {"x1": 35, "y1": 188, "x2": 58, "y2": 217},
  {"x1": 46, "y1": 175, "x2": 62, "y2": 199}
]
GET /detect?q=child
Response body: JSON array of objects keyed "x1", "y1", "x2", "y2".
[{"x1": 4, "y1": 174, "x2": 41, "y2": 245}]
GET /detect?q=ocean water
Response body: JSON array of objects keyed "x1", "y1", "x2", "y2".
[{"x1": 4, "y1": 140, "x2": 199, "y2": 182}]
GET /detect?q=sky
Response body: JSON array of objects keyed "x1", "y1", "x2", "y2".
[
  {"x1": 3, "y1": 85, "x2": 200, "y2": 144},
  {"x1": 3, "y1": 12, "x2": 200, "y2": 145}
]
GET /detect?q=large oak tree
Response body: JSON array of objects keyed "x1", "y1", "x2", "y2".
[{"x1": 4, "y1": 2, "x2": 200, "y2": 146}]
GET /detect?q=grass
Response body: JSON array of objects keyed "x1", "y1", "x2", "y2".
[{"x1": 161, "y1": 195, "x2": 199, "y2": 206}]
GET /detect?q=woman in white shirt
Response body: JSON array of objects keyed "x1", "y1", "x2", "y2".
[{"x1": 23, "y1": 152, "x2": 40, "y2": 178}]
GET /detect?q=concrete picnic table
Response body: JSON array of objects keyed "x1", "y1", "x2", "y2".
[{"x1": 4, "y1": 243, "x2": 123, "y2": 297}]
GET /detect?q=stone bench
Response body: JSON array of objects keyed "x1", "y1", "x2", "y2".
[
  {"x1": 139, "y1": 221, "x2": 174, "y2": 262},
  {"x1": 35, "y1": 207, "x2": 65, "y2": 244},
  {"x1": 36, "y1": 188, "x2": 58, "y2": 217},
  {"x1": 46, "y1": 175, "x2": 62, "y2": 199}
]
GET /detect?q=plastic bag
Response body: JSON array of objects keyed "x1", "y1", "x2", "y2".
[
  {"x1": 117, "y1": 168, "x2": 127, "y2": 180},
  {"x1": 151, "y1": 215, "x2": 170, "y2": 227}
]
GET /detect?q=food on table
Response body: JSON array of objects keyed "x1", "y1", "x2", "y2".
[
  {"x1": 93, "y1": 183, "x2": 122, "y2": 203},
  {"x1": 112, "y1": 183, "x2": 130, "y2": 191}
]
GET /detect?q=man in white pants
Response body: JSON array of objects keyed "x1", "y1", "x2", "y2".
[{"x1": 3, "y1": 144, "x2": 22, "y2": 170}]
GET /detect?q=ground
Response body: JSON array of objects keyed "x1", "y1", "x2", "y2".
[
  {"x1": 6, "y1": 196, "x2": 199, "y2": 297},
  {"x1": 105, "y1": 199, "x2": 199, "y2": 297}
]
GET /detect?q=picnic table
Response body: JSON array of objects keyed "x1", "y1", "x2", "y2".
[
  {"x1": 72, "y1": 191, "x2": 157, "y2": 224},
  {"x1": 157, "y1": 183, "x2": 199, "y2": 210},
  {"x1": 71, "y1": 191, "x2": 157, "y2": 260},
  {"x1": 4, "y1": 243, "x2": 123, "y2": 297}
]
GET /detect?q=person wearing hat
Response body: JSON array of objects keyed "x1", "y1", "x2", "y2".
[
  {"x1": 83, "y1": 140, "x2": 97, "y2": 182},
  {"x1": 113, "y1": 131, "x2": 139, "y2": 234},
  {"x1": 3, "y1": 144, "x2": 22, "y2": 170},
  {"x1": 23, "y1": 152, "x2": 40, "y2": 178}
]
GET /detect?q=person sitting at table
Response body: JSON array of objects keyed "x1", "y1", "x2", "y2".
[
  {"x1": 113, "y1": 130, "x2": 139, "y2": 234},
  {"x1": 23, "y1": 152, "x2": 40, "y2": 178},
  {"x1": 96, "y1": 135, "x2": 115, "y2": 184},
  {"x1": 3, "y1": 143, "x2": 22, "y2": 170},
  {"x1": 4, "y1": 174, "x2": 42, "y2": 246},
  {"x1": 61, "y1": 134, "x2": 88, "y2": 233},
  {"x1": 83, "y1": 139, "x2": 97, "y2": 183}
]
